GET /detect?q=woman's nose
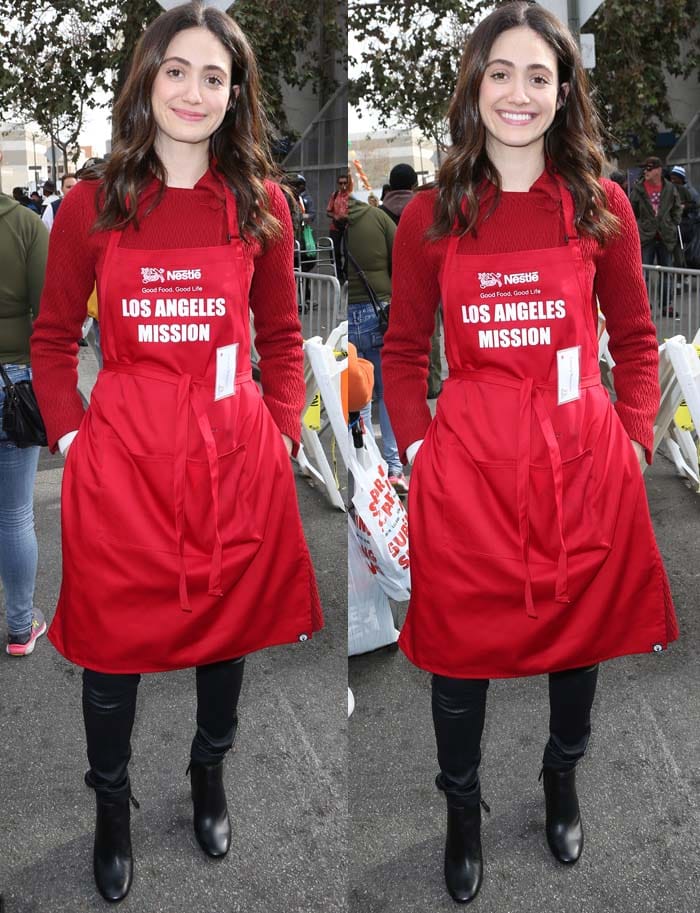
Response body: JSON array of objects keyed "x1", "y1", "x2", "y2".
[
  {"x1": 181, "y1": 78, "x2": 203, "y2": 104},
  {"x1": 505, "y1": 76, "x2": 531, "y2": 105}
]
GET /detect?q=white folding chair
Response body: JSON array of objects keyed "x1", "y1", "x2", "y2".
[
  {"x1": 295, "y1": 324, "x2": 348, "y2": 510},
  {"x1": 663, "y1": 334, "x2": 700, "y2": 487}
]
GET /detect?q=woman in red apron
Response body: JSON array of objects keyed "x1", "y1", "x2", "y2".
[
  {"x1": 382, "y1": 2, "x2": 677, "y2": 904},
  {"x1": 31, "y1": 3, "x2": 321, "y2": 903}
]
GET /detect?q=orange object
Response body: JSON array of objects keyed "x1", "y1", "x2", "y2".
[
  {"x1": 343, "y1": 342, "x2": 374, "y2": 421},
  {"x1": 352, "y1": 159, "x2": 371, "y2": 191}
]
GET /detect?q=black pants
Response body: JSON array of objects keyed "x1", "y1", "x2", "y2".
[
  {"x1": 432, "y1": 664, "x2": 599, "y2": 805},
  {"x1": 330, "y1": 228, "x2": 346, "y2": 282},
  {"x1": 641, "y1": 239, "x2": 673, "y2": 309},
  {"x1": 82, "y1": 657, "x2": 245, "y2": 803}
]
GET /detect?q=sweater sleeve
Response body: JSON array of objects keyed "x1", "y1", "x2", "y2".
[
  {"x1": 249, "y1": 181, "x2": 306, "y2": 452},
  {"x1": 595, "y1": 180, "x2": 660, "y2": 461},
  {"x1": 384, "y1": 211, "x2": 396, "y2": 278},
  {"x1": 27, "y1": 215, "x2": 49, "y2": 320},
  {"x1": 382, "y1": 192, "x2": 442, "y2": 463},
  {"x1": 31, "y1": 181, "x2": 99, "y2": 451}
]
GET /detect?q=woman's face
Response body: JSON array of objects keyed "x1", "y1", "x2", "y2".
[
  {"x1": 478, "y1": 26, "x2": 565, "y2": 160},
  {"x1": 151, "y1": 27, "x2": 235, "y2": 153}
]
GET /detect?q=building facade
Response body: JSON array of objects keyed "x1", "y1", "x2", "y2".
[
  {"x1": 348, "y1": 126, "x2": 438, "y2": 193},
  {"x1": 0, "y1": 124, "x2": 50, "y2": 195}
]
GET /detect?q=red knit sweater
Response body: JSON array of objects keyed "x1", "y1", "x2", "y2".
[
  {"x1": 382, "y1": 171, "x2": 659, "y2": 463},
  {"x1": 31, "y1": 168, "x2": 304, "y2": 452}
]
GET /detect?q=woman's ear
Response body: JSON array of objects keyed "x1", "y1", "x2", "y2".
[
  {"x1": 556, "y1": 83, "x2": 570, "y2": 110},
  {"x1": 229, "y1": 85, "x2": 240, "y2": 109}
]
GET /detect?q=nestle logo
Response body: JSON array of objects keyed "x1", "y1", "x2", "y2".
[
  {"x1": 166, "y1": 268, "x2": 202, "y2": 280},
  {"x1": 141, "y1": 267, "x2": 164, "y2": 283},
  {"x1": 503, "y1": 271, "x2": 539, "y2": 285},
  {"x1": 478, "y1": 272, "x2": 502, "y2": 289}
]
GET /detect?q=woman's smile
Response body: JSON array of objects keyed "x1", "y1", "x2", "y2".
[
  {"x1": 496, "y1": 110, "x2": 538, "y2": 125},
  {"x1": 171, "y1": 107, "x2": 208, "y2": 122}
]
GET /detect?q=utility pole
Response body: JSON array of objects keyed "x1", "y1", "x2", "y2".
[
  {"x1": 567, "y1": 0, "x2": 580, "y2": 36},
  {"x1": 537, "y1": 1, "x2": 603, "y2": 68},
  {"x1": 537, "y1": 1, "x2": 604, "y2": 34}
]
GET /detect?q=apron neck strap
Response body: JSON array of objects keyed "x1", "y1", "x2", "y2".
[
  {"x1": 552, "y1": 172, "x2": 579, "y2": 242},
  {"x1": 221, "y1": 182, "x2": 239, "y2": 245},
  {"x1": 210, "y1": 164, "x2": 240, "y2": 245}
]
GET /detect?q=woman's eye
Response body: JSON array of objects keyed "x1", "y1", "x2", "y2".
[
  {"x1": 532, "y1": 75, "x2": 550, "y2": 86},
  {"x1": 490, "y1": 70, "x2": 508, "y2": 81},
  {"x1": 205, "y1": 75, "x2": 225, "y2": 87},
  {"x1": 165, "y1": 67, "x2": 183, "y2": 78}
]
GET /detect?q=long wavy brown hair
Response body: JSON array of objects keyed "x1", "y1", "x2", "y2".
[
  {"x1": 90, "y1": 1, "x2": 280, "y2": 246},
  {"x1": 431, "y1": 1, "x2": 619, "y2": 244}
]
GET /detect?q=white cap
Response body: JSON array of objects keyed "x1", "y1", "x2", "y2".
[{"x1": 670, "y1": 166, "x2": 687, "y2": 179}]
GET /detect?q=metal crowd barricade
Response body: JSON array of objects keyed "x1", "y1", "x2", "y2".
[
  {"x1": 308, "y1": 237, "x2": 337, "y2": 277},
  {"x1": 296, "y1": 270, "x2": 342, "y2": 342},
  {"x1": 294, "y1": 236, "x2": 337, "y2": 278},
  {"x1": 643, "y1": 265, "x2": 700, "y2": 341}
]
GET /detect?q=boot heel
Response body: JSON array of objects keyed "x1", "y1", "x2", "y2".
[
  {"x1": 188, "y1": 760, "x2": 231, "y2": 858},
  {"x1": 541, "y1": 767, "x2": 584, "y2": 864},
  {"x1": 93, "y1": 797, "x2": 133, "y2": 902},
  {"x1": 444, "y1": 800, "x2": 484, "y2": 904}
]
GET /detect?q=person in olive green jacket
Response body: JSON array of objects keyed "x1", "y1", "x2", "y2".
[
  {"x1": 0, "y1": 182, "x2": 49, "y2": 656},
  {"x1": 346, "y1": 189, "x2": 409, "y2": 493}
]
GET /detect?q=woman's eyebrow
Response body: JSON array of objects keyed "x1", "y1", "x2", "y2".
[
  {"x1": 486, "y1": 57, "x2": 555, "y2": 77},
  {"x1": 162, "y1": 55, "x2": 229, "y2": 75}
]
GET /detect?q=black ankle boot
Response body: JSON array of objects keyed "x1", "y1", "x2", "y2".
[
  {"x1": 541, "y1": 767, "x2": 583, "y2": 864},
  {"x1": 444, "y1": 801, "x2": 484, "y2": 904},
  {"x1": 188, "y1": 760, "x2": 231, "y2": 858},
  {"x1": 93, "y1": 796, "x2": 133, "y2": 902}
]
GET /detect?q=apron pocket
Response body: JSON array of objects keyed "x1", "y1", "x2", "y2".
[
  {"x1": 184, "y1": 444, "x2": 263, "y2": 555},
  {"x1": 441, "y1": 444, "x2": 617, "y2": 563},
  {"x1": 98, "y1": 436, "x2": 177, "y2": 553},
  {"x1": 441, "y1": 443, "x2": 521, "y2": 559},
  {"x1": 529, "y1": 449, "x2": 612, "y2": 562}
]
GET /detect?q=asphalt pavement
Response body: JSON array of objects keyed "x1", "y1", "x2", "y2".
[
  {"x1": 350, "y1": 447, "x2": 700, "y2": 911},
  {"x1": 0, "y1": 345, "x2": 347, "y2": 913}
]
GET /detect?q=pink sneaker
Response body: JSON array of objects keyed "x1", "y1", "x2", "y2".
[
  {"x1": 388, "y1": 473, "x2": 409, "y2": 496},
  {"x1": 7, "y1": 610, "x2": 47, "y2": 657}
]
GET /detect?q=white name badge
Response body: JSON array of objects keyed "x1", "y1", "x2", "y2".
[
  {"x1": 557, "y1": 346, "x2": 581, "y2": 405},
  {"x1": 215, "y1": 343, "x2": 238, "y2": 401}
]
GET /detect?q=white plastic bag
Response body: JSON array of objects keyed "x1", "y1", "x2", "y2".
[
  {"x1": 348, "y1": 519, "x2": 399, "y2": 656},
  {"x1": 349, "y1": 426, "x2": 411, "y2": 601}
]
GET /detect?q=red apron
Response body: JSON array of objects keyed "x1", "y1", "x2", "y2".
[
  {"x1": 50, "y1": 182, "x2": 322, "y2": 673},
  {"x1": 399, "y1": 176, "x2": 677, "y2": 678}
]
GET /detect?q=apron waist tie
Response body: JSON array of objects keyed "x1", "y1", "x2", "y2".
[
  {"x1": 516, "y1": 379, "x2": 537, "y2": 618},
  {"x1": 514, "y1": 382, "x2": 569, "y2": 620},
  {"x1": 532, "y1": 390, "x2": 570, "y2": 608},
  {"x1": 102, "y1": 360, "x2": 253, "y2": 612},
  {"x1": 192, "y1": 396, "x2": 224, "y2": 599}
]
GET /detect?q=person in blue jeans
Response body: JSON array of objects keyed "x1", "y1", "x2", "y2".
[
  {"x1": 0, "y1": 368, "x2": 45, "y2": 656},
  {"x1": 346, "y1": 179, "x2": 408, "y2": 493},
  {"x1": 348, "y1": 301, "x2": 404, "y2": 485},
  {"x1": 0, "y1": 179, "x2": 48, "y2": 655}
]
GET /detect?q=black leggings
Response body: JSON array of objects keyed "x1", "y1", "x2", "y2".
[
  {"x1": 432, "y1": 664, "x2": 599, "y2": 805},
  {"x1": 82, "y1": 657, "x2": 245, "y2": 802}
]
